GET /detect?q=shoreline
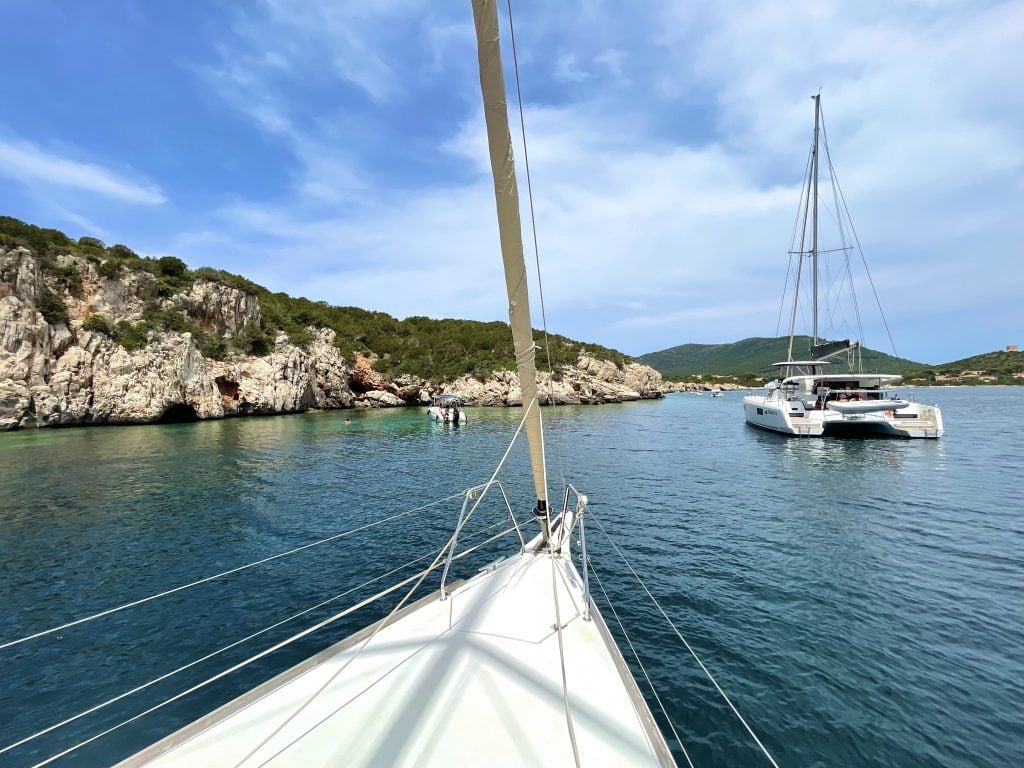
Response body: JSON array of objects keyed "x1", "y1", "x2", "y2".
[{"x1": 0, "y1": 390, "x2": 665, "y2": 433}]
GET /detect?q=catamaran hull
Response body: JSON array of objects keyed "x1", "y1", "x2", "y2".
[{"x1": 743, "y1": 396, "x2": 943, "y2": 439}]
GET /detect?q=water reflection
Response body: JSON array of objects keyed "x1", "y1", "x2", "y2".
[{"x1": 0, "y1": 388, "x2": 1020, "y2": 768}]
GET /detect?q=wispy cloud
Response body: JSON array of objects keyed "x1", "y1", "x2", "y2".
[
  {"x1": 553, "y1": 53, "x2": 591, "y2": 83},
  {"x1": 3, "y1": 0, "x2": 1008, "y2": 362},
  {"x1": 0, "y1": 134, "x2": 166, "y2": 205},
  {"x1": 168, "y1": 0, "x2": 1023, "y2": 360}
]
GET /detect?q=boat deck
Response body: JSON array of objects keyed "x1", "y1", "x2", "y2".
[{"x1": 118, "y1": 549, "x2": 672, "y2": 767}]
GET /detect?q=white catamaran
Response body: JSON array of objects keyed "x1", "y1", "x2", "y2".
[
  {"x1": 3, "y1": 4, "x2": 782, "y2": 767},
  {"x1": 743, "y1": 95, "x2": 943, "y2": 439}
]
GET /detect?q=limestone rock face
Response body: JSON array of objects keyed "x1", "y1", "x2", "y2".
[
  {"x1": 207, "y1": 331, "x2": 354, "y2": 416},
  {"x1": 349, "y1": 352, "x2": 386, "y2": 392},
  {"x1": 309, "y1": 330, "x2": 355, "y2": 409},
  {"x1": 660, "y1": 380, "x2": 745, "y2": 393},
  {"x1": 0, "y1": 296, "x2": 70, "y2": 387},
  {"x1": 623, "y1": 362, "x2": 664, "y2": 398},
  {"x1": 12, "y1": 330, "x2": 223, "y2": 428},
  {"x1": 0, "y1": 248, "x2": 42, "y2": 303},
  {"x1": 54, "y1": 253, "x2": 160, "y2": 326},
  {"x1": 357, "y1": 390, "x2": 406, "y2": 407},
  {"x1": 173, "y1": 280, "x2": 260, "y2": 335},
  {"x1": 0, "y1": 249, "x2": 356, "y2": 429}
]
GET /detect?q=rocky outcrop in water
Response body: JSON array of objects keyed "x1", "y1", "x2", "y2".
[
  {"x1": 660, "y1": 380, "x2": 746, "y2": 393},
  {"x1": 0, "y1": 247, "x2": 663, "y2": 429},
  {"x1": 437, "y1": 356, "x2": 663, "y2": 406}
]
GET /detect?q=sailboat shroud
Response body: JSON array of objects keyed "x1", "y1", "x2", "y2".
[
  {"x1": 742, "y1": 95, "x2": 943, "y2": 439},
  {"x1": 115, "y1": 1, "x2": 675, "y2": 765}
]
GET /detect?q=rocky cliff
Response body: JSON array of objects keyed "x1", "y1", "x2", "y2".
[{"x1": 0, "y1": 247, "x2": 662, "y2": 429}]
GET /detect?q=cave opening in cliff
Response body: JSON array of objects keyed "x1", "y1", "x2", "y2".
[
  {"x1": 157, "y1": 403, "x2": 199, "y2": 423},
  {"x1": 215, "y1": 376, "x2": 240, "y2": 402}
]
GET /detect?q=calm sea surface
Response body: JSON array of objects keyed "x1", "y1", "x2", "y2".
[{"x1": 0, "y1": 387, "x2": 1021, "y2": 767}]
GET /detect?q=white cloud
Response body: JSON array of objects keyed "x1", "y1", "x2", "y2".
[
  {"x1": 553, "y1": 53, "x2": 590, "y2": 83},
  {"x1": 174, "y1": 0, "x2": 1023, "y2": 361},
  {"x1": 0, "y1": 134, "x2": 166, "y2": 205}
]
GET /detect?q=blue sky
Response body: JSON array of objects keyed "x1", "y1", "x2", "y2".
[{"x1": 1, "y1": 0, "x2": 1021, "y2": 364}]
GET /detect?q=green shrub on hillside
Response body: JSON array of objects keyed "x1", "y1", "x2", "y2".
[
  {"x1": 234, "y1": 319, "x2": 274, "y2": 356},
  {"x1": 97, "y1": 259, "x2": 124, "y2": 278},
  {"x1": 0, "y1": 216, "x2": 73, "y2": 267},
  {"x1": 83, "y1": 314, "x2": 113, "y2": 335},
  {"x1": 55, "y1": 264, "x2": 83, "y2": 291},
  {"x1": 108, "y1": 244, "x2": 138, "y2": 260},
  {"x1": 156, "y1": 256, "x2": 187, "y2": 278},
  {"x1": 143, "y1": 305, "x2": 193, "y2": 333},
  {"x1": 38, "y1": 287, "x2": 68, "y2": 325},
  {"x1": 200, "y1": 334, "x2": 228, "y2": 360},
  {"x1": 113, "y1": 320, "x2": 150, "y2": 351}
]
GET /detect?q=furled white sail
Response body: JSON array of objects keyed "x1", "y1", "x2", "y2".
[{"x1": 471, "y1": 0, "x2": 548, "y2": 515}]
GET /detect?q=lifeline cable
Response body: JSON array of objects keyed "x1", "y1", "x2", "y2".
[
  {"x1": 590, "y1": 509, "x2": 781, "y2": 768},
  {"x1": 3, "y1": 513, "x2": 527, "y2": 759},
  {"x1": 0, "y1": 493, "x2": 463, "y2": 652},
  {"x1": 589, "y1": 558, "x2": 694, "y2": 768}
]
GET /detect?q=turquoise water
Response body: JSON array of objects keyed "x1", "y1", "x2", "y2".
[{"x1": 0, "y1": 388, "x2": 1021, "y2": 767}]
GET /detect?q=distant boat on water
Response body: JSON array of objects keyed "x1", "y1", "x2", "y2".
[
  {"x1": 743, "y1": 94, "x2": 943, "y2": 439},
  {"x1": 427, "y1": 393, "x2": 467, "y2": 423}
]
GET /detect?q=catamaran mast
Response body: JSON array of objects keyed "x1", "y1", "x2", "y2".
[
  {"x1": 471, "y1": 0, "x2": 550, "y2": 534},
  {"x1": 811, "y1": 93, "x2": 821, "y2": 347}
]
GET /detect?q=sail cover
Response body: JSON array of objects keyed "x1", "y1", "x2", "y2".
[
  {"x1": 811, "y1": 339, "x2": 851, "y2": 359},
  {"x1": 472, "y1": 0, "x2": 548, "y2": 509}
]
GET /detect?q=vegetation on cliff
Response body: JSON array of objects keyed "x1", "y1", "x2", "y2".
[{"x1": 1, "y1": 216, "x2": 630, "y2": 381}]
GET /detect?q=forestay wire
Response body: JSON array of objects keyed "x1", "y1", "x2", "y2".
[
  {"x1": 504, "y1": 0, "x2": 567, "y2": 492},
  {"x1": 589, "y1": 509, "x2": 781, "y2": 768}
]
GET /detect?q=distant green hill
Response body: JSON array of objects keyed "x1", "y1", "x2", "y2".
[
  {"x1": 905, "y1": 350, "x2": 1024, "y2": 382},
  {"x1": 916, "y1": 350, "x2": 1024, "y2": 378},
  {"x1": 638, "y1": 336, "x2": 926, "y2": 377}
]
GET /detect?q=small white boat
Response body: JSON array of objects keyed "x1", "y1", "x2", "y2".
[
  {"x1": 427, "y1": 393, "x2": 467, "y2": 423},
  {"x1": 711, "y1": 389, "x2": 723, "y2": 398}
]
